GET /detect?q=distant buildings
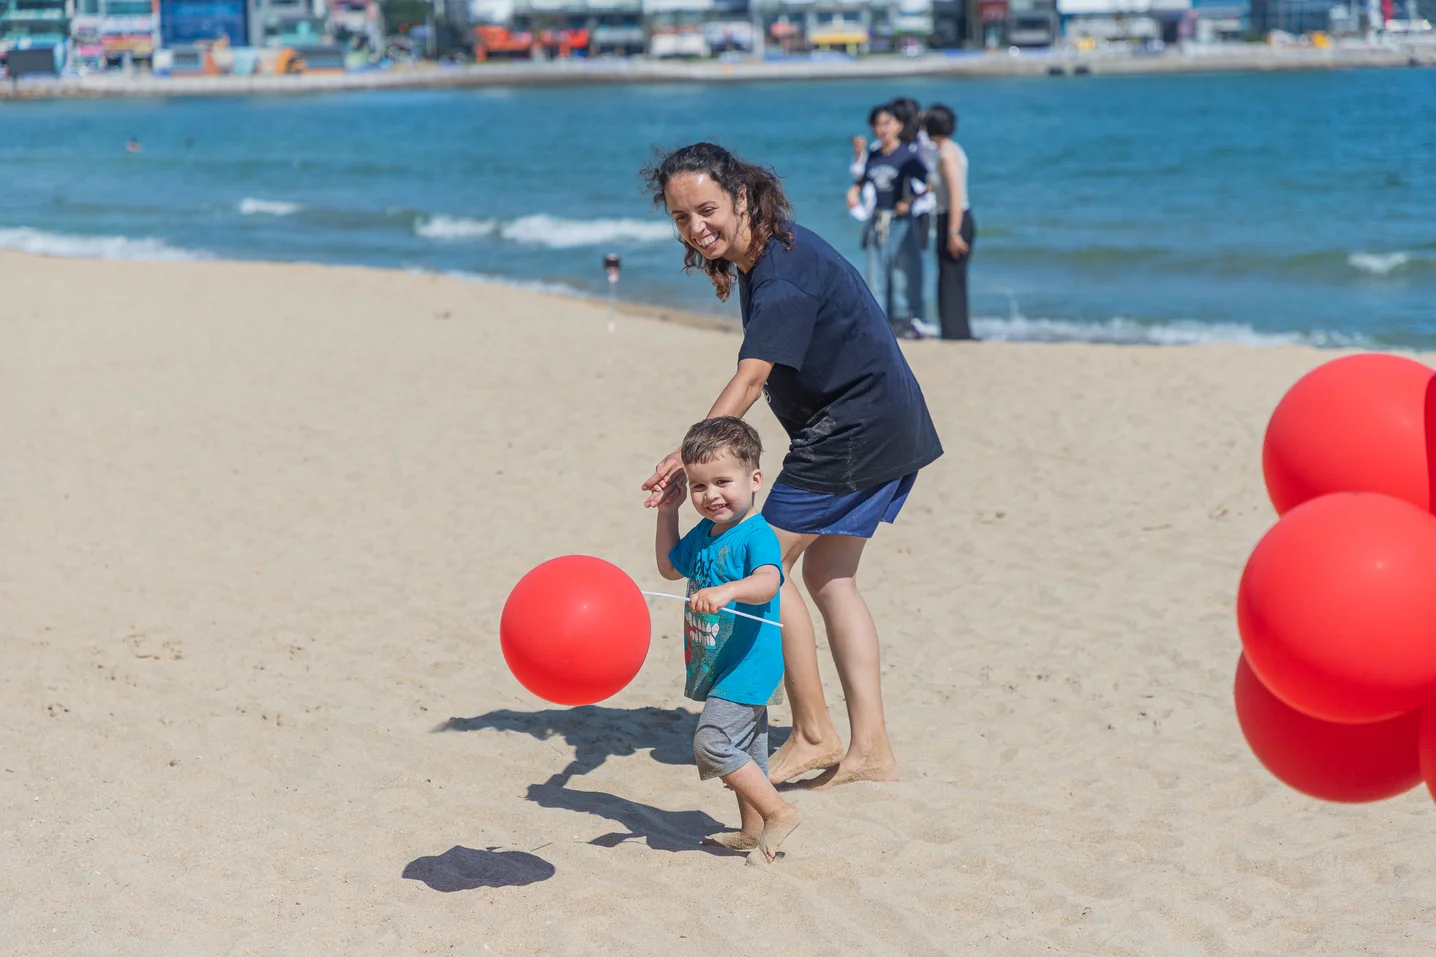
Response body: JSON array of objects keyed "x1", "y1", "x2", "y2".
[
  {"x1": 1, "y1": 0, "x2": 73, "y2": 70},
  {"x1": 5, "y1": 0, "x2": 1422, "y2": 76}
]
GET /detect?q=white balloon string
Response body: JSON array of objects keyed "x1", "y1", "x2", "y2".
[{"x1": 640, "y1": 590, "x2": 784, "y2": 629}]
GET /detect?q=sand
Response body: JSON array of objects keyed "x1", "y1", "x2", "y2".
[{"x1": 4, "y1": 250, "x2": 1435, "y2": 956}]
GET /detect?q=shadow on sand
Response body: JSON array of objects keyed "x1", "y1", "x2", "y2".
[{"x1": 438, "y1": 705, "x2": 780, "y2": 855}]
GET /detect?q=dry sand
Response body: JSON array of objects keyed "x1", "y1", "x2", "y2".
[{"x1": 3, "y1": 251, "x2": 1435, "y2": 956}]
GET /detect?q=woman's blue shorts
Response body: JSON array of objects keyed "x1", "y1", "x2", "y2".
[{"x1": 761, "y1": 472, "x2": 918, "y2": 538}]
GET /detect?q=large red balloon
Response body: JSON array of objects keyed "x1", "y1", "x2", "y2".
[
  {"x1": 1418, "y1": 708, "x2": 1436, "y2": 806},
  {"x1": 1262, "y1": 353, "x2": 1436, "y2": 515},
  {"x1": 500, "y1": 556, "x2": 650, "y2": 706},
  {"x1": 1237, "y1": 491, "x2": 1436, "y2": 723},
  {"x1": 1234, "y1": 655, "x2": 1421, "y2": 803}
]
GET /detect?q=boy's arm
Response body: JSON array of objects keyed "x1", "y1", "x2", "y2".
[
  {"x1": 688, "y1": 565, "x2": 781, "y2": 614},
  {"x1": 655, "y1": 502, "x2": 684, "y2": 582}
]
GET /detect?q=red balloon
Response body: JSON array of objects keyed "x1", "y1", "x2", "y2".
[
  {"x1": 500, "y1": 556, "x2": 650, "y2": 706},
  {"x1": 1418, "y1": 708, "x2": 1436, "y2": 805},
  {"x1": 1237, "y1": 491, "x2": 1436, "y2": 723},
  {"x1": 1262, "y1": 353, "x2": 1436, "y2": 515},
  {"x1": 1235, "y1": 655, "x2": 1421, "y2": 803}
]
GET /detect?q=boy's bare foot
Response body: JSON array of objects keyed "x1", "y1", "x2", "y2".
[
  {"x1": 700, "y1": 831, "x2": 760, "y2": 851},
  {"x1": 792, "y1": 757, "x2": 900, "y2": 791},
  {"x1": 767, "y1": 737, "x2": 844, "y2": 785},
  {"x1": 745, "y1": 804, "x2": 800, "y2": 866}
]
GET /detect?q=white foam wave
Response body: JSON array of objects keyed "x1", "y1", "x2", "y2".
[
  {"x1": 414, "y1": 215, "x2": 498, "y2": 241},
  {"x1": 1348, "y1": 251, "x2": 1413, "y2": 275},
  {"x1": 500, "y1": 215, "x2": 675, "y2": 249},
  {"x1": 239, "y1": 197, "x2": 303, "y2": 217},
  {"x1": 0, "y1": 227, "x2": 208, "y2": 262},
  {"x1": 972, "y1": 314, "x2": 1365, "y2": 348}
]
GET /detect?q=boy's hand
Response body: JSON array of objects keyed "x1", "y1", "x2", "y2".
[
  {"x1": 688, "y1": 585, "x2": 734, "y2": 616},
  {"x1": 654, "y1": 473, "x2": 686, "y2": 512}
]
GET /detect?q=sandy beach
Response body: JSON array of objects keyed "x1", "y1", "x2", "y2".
[{"x1": 5, "y1": 250, "x2": 1436, "y2": 955}]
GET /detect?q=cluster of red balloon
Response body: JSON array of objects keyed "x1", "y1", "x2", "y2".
[
  {"x1": 1236, "y1": 353, "x2": 1436, "y2": 803},
  {"x1": 500, "y1": 556, "x2": 652, "y2": 706}
]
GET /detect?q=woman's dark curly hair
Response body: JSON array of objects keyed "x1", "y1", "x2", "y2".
[{"x1": 643, "y1": 142, "x2": 794, "y2": 302}]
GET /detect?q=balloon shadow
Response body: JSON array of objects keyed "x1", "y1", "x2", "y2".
[
  {"x1": 436, "y1": 705, "x2": 790, "y2": 785},
  {"x1": 436, "y1": 705, "x2": 700, "y2": 785},
  {"x1": 402, "y1": 846, "x2": 555, "y2": 891}
]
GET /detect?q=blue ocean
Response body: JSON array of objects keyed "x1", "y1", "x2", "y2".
[{"x1": 2, "y1": 68, "x2": 1434, "y2": 346}]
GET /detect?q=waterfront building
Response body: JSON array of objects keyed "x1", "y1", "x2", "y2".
[
  {"x1": 929, "y1": 0, "x2": 970, "y2": 45},
  {"x1": 1, "y1": 0, "x2": 71, "y2": 71},
  {"x1": 249, "y1": 0, "x2": 332, "y2": 47},
  {"x1": 1249, "y1": 0, "x2": 1340, "y2": 33},
  {"x1": 645, "y1": 0, "x2": 752, "y2": 57},
  {"x1": 749, "y1": 0, "x2": 938, "y2": 54},
  {"x1": 1007, "y1": 0, "x2": 1056, "y2": 43},
  {"x1": 72, "y1": 0, "x2": 159, "y2": 66},
  {"x1": 1057, "y1": 0, "x2": 1188, "y2": 43},
  {"x1": 158, "y1": 0, "x2": 248, "y2": 47}
]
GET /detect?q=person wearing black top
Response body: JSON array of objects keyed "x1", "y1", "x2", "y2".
[{"x1": 642, "y1": 143, "x2": 943, "y2": 790}]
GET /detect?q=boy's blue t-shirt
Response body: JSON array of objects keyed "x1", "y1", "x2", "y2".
[{"x1": 667, "y1": 514, "x2": 785, "y2": 706}]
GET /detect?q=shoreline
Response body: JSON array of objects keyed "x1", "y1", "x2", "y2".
[
  {"x1": 0, "y1": 250, "x2": 1380, "y2": 348},
  {"x1": 3, "y1": 44, "x2": 1435, "y2": 100}
]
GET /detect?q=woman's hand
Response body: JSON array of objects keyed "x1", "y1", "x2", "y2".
[
  {"x1": 845, "y1": 185, "x2": 860, "y2": 210},
  {"x1": 654, "y1": 471, "x2": 686, "y2": 512},
  {"x1": 642, "y1": 449, "x2": 685, "y2": 509},
  {"x1": 851, "y1": 134, "x2": 867, "y2": 159},
  {"x1": 947, "y1": 232, "x2": 970, "y2": 258},
  {"x1": 895, "y1": 200, "x2": 911, "y2": 216},
  {"x1": 689, "y1": 585, "x2": 734, "y2": 615}
]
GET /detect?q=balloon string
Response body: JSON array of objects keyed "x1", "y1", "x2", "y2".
[{"x1": 640, "y1": 590, "x2": 784, "y2": 629}]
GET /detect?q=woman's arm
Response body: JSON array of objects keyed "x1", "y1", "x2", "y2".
[
  {"x1": 642, "y1": 358, "x2": 774, "y2": 508},
  {"x1": 939, "y1": 146, "x2": 969, "y2": 256},
  {"x1": 940, "y1": 147, "x2": 967, "y2": 219}
]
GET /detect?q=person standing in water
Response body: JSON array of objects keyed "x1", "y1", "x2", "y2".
[{"x1": 641, "y1": 142, "x2": 943, "y2": 788}]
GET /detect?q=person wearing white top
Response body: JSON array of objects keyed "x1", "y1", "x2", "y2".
[{"x1": 921, "y1": 104, "x2": 976, "y2": 341}]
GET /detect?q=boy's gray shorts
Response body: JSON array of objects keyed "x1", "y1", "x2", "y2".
[{"x1": 693, "y1": 696, "x2": 769, "y2": 781}]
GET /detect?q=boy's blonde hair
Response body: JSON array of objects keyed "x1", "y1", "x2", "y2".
[{"x1": 680, "y1": 417, "x2": 762, "y2": 472}]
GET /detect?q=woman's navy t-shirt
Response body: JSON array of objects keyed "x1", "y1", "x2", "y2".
[{"x1": 737, "y1": 223, "x2": 943, "y2": 494}]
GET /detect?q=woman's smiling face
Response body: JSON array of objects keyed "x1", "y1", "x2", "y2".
[{"x1": 664, "y1": 172, "x2": 747, "y2": 263}]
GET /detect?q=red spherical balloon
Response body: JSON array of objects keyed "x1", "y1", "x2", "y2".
[
  {"x1": 1417, "y1": 708, "x2": 1436, "y2": 805},
  {"x1": 1262, "y1": 353, "x2": 1436, "y2": 515},
  {"x1": 1235, "y1": 655, "x2": 1421, "y2": 803},
  {"x1": 500, "y1": 556, "x2": 650, "y2": 706},
  {"x1": 1237, "y1": 491, "x2": 1436, "y2": 723}
]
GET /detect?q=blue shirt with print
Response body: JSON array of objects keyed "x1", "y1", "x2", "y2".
[{"x1": 667, "y1": 514, "x2": 785, "y2": 706}]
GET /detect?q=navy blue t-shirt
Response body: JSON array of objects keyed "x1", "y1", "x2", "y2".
[
  {"x1": 737, "y1": 223, "x2": 943, "y2": 494},
  {"x1": 860, "y1": 143, "x2": 927, "y2": 212}
]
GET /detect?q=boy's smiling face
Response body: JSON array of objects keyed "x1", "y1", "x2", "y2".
[{"x1": 684, "y1": 451, "x2": 761, "y2": 529}]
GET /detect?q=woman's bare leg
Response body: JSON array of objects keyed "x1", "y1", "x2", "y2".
[
  {"x1": 795, "y1": 534, "x2": 899, "y2": 789},
  {"x1": 765, "y1": 527, "x2": 844, "y2": 784}
]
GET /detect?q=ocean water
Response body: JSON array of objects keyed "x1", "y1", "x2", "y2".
[{"x1": 1, "y1": 69, "x2": 1434, "y2": 346}]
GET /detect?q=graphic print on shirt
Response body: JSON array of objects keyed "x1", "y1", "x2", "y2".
[{"x1": 683, "y1": 544, "x2": 734, "y2": 699}]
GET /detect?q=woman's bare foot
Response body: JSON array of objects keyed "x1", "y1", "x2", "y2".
[
  {"x1": 745, "y1": 804, "x2": 801, "y2": 866},
  {"x1": 767, "y1": 736, "x2": 844, "y2": 785},
  {"x1": 792, "y1": 755, "x2": 900, "y2": 791},
  {"x1": 700, "y1": 830, "x2": 760, "y2": 851}
]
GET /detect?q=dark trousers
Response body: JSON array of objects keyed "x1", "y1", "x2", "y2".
[{"x1": 936, "y1": 210, "x2": 976, "y2": 341}]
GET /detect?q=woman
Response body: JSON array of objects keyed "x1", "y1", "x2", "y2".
[
  {"x1": 847, "y1": 104, "x2": 929, "y2": 340},
  {"x1": 641, "y1": 143, "x2": 943, "y2": 789},
  {"x1": 921, "y1": 104, "x2": 977, "y2": 341}
]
